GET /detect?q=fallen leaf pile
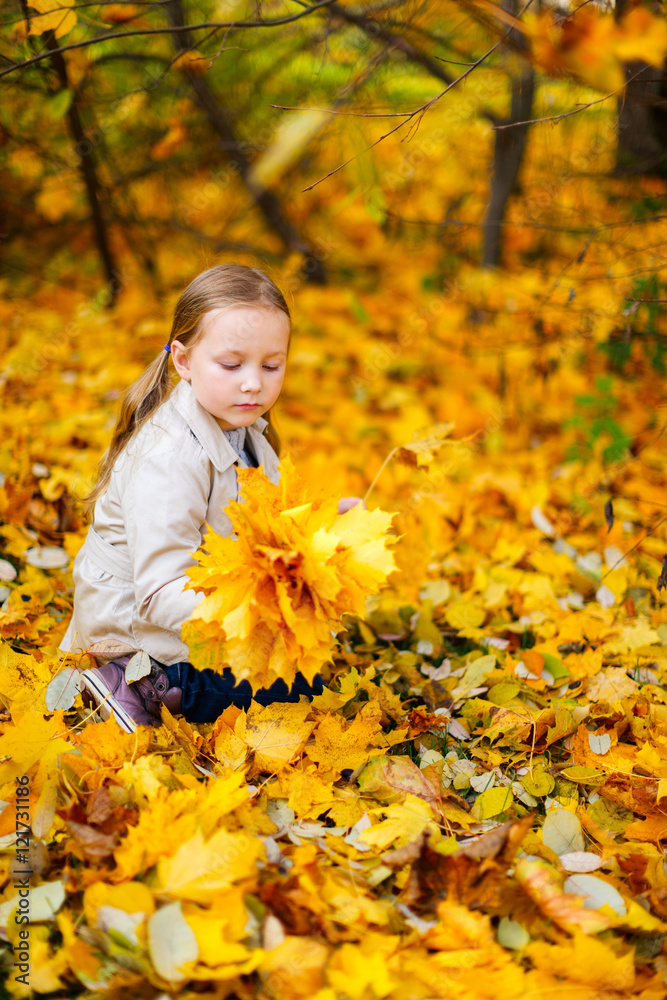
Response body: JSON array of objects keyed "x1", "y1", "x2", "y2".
[{"x1": 3, "y1": 17, "x2": 667, "y2": 995}]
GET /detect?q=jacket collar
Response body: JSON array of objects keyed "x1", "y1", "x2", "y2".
[{"x1": 170, "y1": 379, "x2": 274, "y2": 476}]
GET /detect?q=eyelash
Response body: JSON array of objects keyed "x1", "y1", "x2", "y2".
[{"x1": 220, "y1": 364, "x2": 281, "y2": 371}]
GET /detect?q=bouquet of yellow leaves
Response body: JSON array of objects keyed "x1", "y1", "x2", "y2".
[{"x1": 183, "y1": 457, "x2": 397, "y2": 691}]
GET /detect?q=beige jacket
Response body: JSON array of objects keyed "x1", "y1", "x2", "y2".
[{"x1": 60, "y1": 378, "x2": 280, "y2": 665}]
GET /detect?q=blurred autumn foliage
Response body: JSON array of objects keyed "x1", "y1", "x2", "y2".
[{"x1": 3, "y1": 0, "x2": 667, "y2": 996}]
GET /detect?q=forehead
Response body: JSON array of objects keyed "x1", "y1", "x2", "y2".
[{"x1": 200, "y1": 305, "x2": 290, "y2": 347}]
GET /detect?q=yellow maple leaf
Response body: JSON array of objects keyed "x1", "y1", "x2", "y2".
[
  {"x1": 0, "y1": 642, "x2": 52, "y2": 713},
  {"x1": 615, "y1": 6, "x2": 667, "y2": 68},
  {"x1": 305, "y1": 701, "x2": 384, "y2": 777},
  {"x1": 526, "y1": 932, "x2": 635, "y2": 991},
  {"x1": 327, "y1": 944, "x2": 395, "y2": 999},
  {"x1": 242, "y1": 701, "x2": 316, "y2": 774},
  {"x1": 184, "y1": 456, "x2": 397, "y2": 690},
  {"x1": 183, "y1": 889, "x2": 255, "y2": 974},
  {"x1": 155, "y1": 827, "x2": 262, "y2": 902},
  {"x1": 112, "y1": 790, "x2": 199, "y2": 882},
  {"x1": 259, "y1": 936, "x2": 330, "y2": 998},
  {"x1": 394, "y1": 422, "x2": 458, "y2": 468},
  {"x1": 213, "y1": 721, "x2": 248, "y2": 770},
  {"x1": 69, "y1": 714, "x2": 152, "y2": 767},
  {"x1": 284, "y1": 766, "x2": 338, "y2": 819},
  {"x1": 525, "y1": 9, "x2": 624, "y2": 92},
  {"x1": 0, "y1": 706, "x2": 73, "y2": 783}
]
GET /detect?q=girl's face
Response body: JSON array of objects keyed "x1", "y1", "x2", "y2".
[{"x1": 171, "y1": 306, "x2": 290, "y2": 431}]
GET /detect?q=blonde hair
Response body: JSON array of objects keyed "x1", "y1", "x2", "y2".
[{"x1": 83, "y1": 263, "x2": 291, "y2": 517}]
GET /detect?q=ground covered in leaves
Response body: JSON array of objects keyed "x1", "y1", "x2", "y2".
[{"x1": 3, "y1": 81, "x2": 667, "y2": 998}]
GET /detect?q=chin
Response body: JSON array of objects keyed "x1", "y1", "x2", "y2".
[{"x1": 226, "y1": 412, "x2": 258, "y2": 426}]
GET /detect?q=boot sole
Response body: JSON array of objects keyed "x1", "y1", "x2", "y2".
[{"x1": 80, "y1": 669, "x2": 137, "y2": 734}]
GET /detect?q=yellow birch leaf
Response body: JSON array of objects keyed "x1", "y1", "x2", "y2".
[
  {"x1": 28, "y1": 0, "x2": 77, "y2": 38},
  {"x1": 446, "y1": 602, "x2": 485, "y2": 631},
  {"x1": 147, "y1": 901, "x2": 198, "y2": 982},
  {"x1": 357, "y1": 795, "x2": 439, "y2": 850},
  {"x1": 83, "y1": 881, "x2": 155, "y2": 927},
  {"x1": 471, "y1": 785, "x2": 513, "y2": 821}
]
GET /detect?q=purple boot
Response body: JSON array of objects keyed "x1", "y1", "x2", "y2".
[{"x1": 81, "y1": 656, "x2": 182, "y2": 733}]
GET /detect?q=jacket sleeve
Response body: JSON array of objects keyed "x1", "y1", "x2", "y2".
[{"x1": 122, "y1": 438, "x2": 212, "y2": 636}]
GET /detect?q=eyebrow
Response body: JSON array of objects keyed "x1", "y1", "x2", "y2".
[{"x1": 217, "y1": 349, "x2": 287, "y2": 359}]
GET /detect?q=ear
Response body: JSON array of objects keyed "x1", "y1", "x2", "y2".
[{"x1": 171, "y1": 340, "x2": 191, "y2": 381}]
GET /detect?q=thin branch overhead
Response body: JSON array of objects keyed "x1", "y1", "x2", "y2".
[
  {"x1": 300, "y1": 0, "x2": 535, "y2": 192},
  {"x1": 0, "y1": 0, "x2": 338, "y2": 79}
]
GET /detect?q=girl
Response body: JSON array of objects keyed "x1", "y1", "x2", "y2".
[{"x1": 61, "y1": 263, "x2": 360, "y2": 733}]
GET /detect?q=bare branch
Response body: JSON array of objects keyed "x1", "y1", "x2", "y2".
[
  {"x1": 0, "y1": 0, "x2": 338, "y2": 79},
  {"x1": 495, "y1": 91, "x2": 621, "y2": 130},
  {"x1": 301, "y1": 0, "x2": 535, "y2": 192},
  {"x1": 270, "y1": 104, "x2": 415, "y2": 117},
  {"x1": 383, "y1": 210, "x2": 667, "y2": 234}
]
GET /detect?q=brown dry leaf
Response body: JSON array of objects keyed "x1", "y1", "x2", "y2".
[{"x1": 515, "y1": 857, "x2": 615, "y2": 935}]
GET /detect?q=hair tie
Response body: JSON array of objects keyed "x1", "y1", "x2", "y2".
[{"x1": 163, "y1": 343, "x2": 171, "y2": 354}]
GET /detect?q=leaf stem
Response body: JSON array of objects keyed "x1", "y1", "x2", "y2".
[
  {"x1": 600, "y1": 515, "x2": 667, "y2": 581},
  {"x1": 363, "y1": 446, "x2": 398, "y2": 505}
]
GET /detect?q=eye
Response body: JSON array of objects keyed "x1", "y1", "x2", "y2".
[
  {"x1": 220, "y1": 363, "x2": 240, "y2": 370},
  {"x1": 263, "y1": 365, "x2": 281, "y2": 372}
]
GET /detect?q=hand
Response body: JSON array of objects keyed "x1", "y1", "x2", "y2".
[{"x1": 337, "y1": 496, "x2": 366, "y2": 515}]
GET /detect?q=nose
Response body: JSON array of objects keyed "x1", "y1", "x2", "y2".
[{"x1": 240, "y1": 368, "x2": 262, "y2": 393}]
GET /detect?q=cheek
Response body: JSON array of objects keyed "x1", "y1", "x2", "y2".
[{"x1": 209, "y1": 367, "x2": 234, "y2": 387}]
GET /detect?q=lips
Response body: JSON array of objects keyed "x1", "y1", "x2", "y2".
[{"x1": 236, "y1": 403, "x2": 260, "y2": 408}]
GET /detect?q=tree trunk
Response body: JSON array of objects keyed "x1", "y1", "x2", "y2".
[
  {"x1": 41, "y1": 33, "x2": 119, "y2": 302},
  {"x1": 166, "y1": 0, "x2": 326, "y2": 284},
  {"x1": 614, "y1": 0, "x2": 667, "y2": 174},
  {"x1": 616, "y1": 62, "x2": 666, "y2": 173},
  {"x1": 482, "y1": 0, "x2": 534, "y2": 269},
  {"x1": 482, "y1": 64, "x2": 534, "y2": 268}
]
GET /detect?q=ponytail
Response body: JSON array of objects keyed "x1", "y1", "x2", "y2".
[
  {"x1": 81, "y1": 348, "x2": 171, "y2": 517},
  {"x1": 81, "y1": 262, "x2": 291, "y2": 520}
]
